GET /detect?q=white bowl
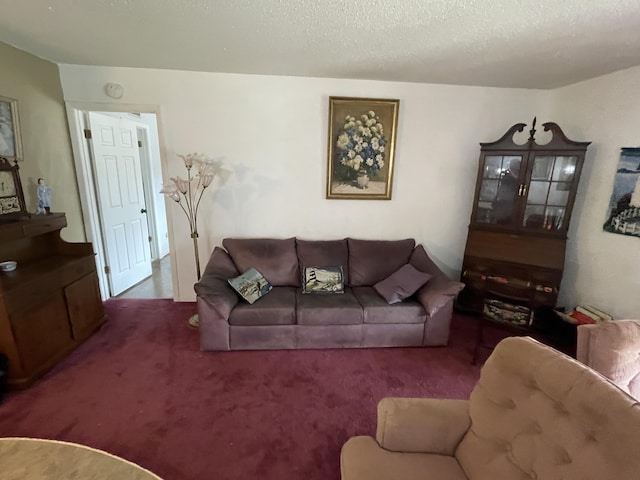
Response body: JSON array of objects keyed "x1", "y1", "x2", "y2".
[{"x1": 0, "y1": 261, "x2": 17, "y2": 272}]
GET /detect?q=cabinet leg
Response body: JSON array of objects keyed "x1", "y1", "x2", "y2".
[{"x1": 472, "y1": 317, "x2": 484, "y2": 365}]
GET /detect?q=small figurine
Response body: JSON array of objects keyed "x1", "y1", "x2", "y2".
[{"x1": 36, "y1": 177, "x2": 52, "y2": 214}]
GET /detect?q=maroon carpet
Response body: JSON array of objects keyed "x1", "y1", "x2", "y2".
[{"x1": 0, "y1": 299, "x2": 482, "y2": 480}]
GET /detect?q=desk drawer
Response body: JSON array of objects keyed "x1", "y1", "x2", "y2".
[{"x1": 483, "y1": 299, "x2": 533, "y2": 327}]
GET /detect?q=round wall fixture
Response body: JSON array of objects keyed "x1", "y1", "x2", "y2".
[{"x1": 105, "y1": 83, "x2": 124, "y2": 99}]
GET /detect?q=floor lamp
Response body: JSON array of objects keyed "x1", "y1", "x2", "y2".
[{"x1": 161, "y1": 153, "x2": 218, "y2": 328}]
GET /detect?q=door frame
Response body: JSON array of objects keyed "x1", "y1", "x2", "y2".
[
  {"x1": 137, "y1": 125, "x2": 160, "y2": 260},
  {"x1": 65, "y1": 102, "x2": 176, "y2": 300}
]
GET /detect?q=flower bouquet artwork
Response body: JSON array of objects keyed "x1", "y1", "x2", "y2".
[{"x1": 326, "y1": 97, "x2": 399, "y2": 200}]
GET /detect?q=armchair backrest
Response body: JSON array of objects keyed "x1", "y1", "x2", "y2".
[
  {"x1": 455, "y1": 336, "x2": 640, "y2": 480},
  {"x1": 577, "y1": 319, "x2": 640, "y2": 400}
]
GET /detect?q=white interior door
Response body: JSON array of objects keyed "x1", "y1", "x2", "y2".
[{"x1": 88, "y1": 112, "x2": 152, "y2": 296}]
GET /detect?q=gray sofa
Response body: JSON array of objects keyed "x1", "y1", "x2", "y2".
[{"x1": 194, "y1": 238, "x2": 464, "y2": 351}]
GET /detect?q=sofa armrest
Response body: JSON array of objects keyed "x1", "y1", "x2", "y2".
[
  {"x1": 416, "y1": 277, "x2": 464, "y2": 316},
  {"x1": 194, "y1": 247, "x2": 239, "y2": 320},
  {"x1": 195, "y1": 278, "x2": 238, "y2": 320},
  {"x1": 409, "y1": 244, "x2": 464, "y2": 316},
  {"x1": 376, "y1": 398, "x2": 470, "y2": 455}
]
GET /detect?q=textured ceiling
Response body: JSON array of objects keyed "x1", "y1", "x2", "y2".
[{"x1": 1, "y1": 0, "x2": 639, "y2": 89}]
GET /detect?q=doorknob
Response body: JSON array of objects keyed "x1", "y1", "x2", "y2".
[{"x1": 140, "y1": 208, "x2": 147, "y2": 214}]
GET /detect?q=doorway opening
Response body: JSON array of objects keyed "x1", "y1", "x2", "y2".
[{"x1": 66, "y1": 103, "x2": 175, "y2": 300}]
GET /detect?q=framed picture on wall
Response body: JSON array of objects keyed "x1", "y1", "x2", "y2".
[
  {"x1": 326, "y1": 97, "x2": 399, "y2": 200},
  {"x1": 602, "y1": 147, "x2": 640, "y2": 238},
  {"x1": 0, "y1": 96, "x2": 23, "y2": 161}
]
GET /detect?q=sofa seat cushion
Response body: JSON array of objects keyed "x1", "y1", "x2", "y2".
[
  {"x1": 223, "y1": 237, "x2": 299, "y2": 286},
  {"x1": 229, "y1": 287, "x2": 296, "y2": 326},
  {"x1": 353, "y1": 287, "x2": 426, "y2": 324},
  {"x1": 297, "y1": 288, "x2": 364, "y2": 326},
  {"x1": 341, "y1": 436, "x2": 467, "y2": 480},
  {"x1": 348, "y1": 239, "x2": 416, "y2": 286},
  {"x1": 296, "y1": 239, "x2": 349, "y2": 286}
]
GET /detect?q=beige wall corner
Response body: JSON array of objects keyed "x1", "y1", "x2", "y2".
[{"x1": 0, "y1": 42, "x2": 84, "y2": 242}]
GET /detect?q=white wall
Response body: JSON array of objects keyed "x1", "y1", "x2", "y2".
[
  {"x1": 58, "y1": 65, "x2": 550, "y2": 301},
  {"x1": 550, "y1": 66, "x2": 640, "y2": 319},
  {"x1": 0, "y1": 43, "x2": 84, "y2": 241}
]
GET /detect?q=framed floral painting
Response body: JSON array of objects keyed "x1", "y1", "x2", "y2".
[
  {"x1": 326, "y1": 97, "x2": 399, "y2": 200},
  {"x1": 0, "y1": 96, "x2": 23, "y2": 161}
]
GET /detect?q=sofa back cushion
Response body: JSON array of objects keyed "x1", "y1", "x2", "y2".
[
  {"x1": 296, "y1": 239, "x2": 349, "y2": 286},
  {"x1": 409, "y1": 244, "x2": 447, "y2": 281},
  {"x1": 455, "y1": 336, "x2": 640, "y2": 480},
  {"x1": 223, "y1": 238, "x2": 299, "y2": 287},
  {"x1": 347, "y1": 238, "x2": 415, "y2": 286}
]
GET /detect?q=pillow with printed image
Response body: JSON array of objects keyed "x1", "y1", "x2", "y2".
[
  {"x1": 228, "y1": 268, "x2": 273, "y2": 304},
  {"x1": 302, "y1": 266, "x2": 344, "y2": 294}
]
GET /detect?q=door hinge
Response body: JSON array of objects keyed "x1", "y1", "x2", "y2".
[
  {"x1": 148, "y1": 235, "x2": 152, "y2": 242},
  {"x1": 84, "y1": 129, "x2": 92, "y2": 139},
  {"x1": 138, "y1": 140, "x2": 142, "y2": 148},
  {"x1": 104, "y1": 265, "x2": 111, "y2": 275}
]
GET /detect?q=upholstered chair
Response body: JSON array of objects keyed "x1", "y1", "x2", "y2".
[
  {"x1": 576, "y1": 319, "x2": 640, "y2": 400},
  {"x1": 341, "y1": 336, "x2": 640, "y2": 480}
]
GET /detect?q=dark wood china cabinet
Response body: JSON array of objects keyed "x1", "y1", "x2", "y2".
[{"x1": 457, "y1": 119, "x2": 590, "y2": 314}]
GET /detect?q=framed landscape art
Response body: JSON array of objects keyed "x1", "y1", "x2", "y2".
[
  {"x1": 602, "y1": 147, "x2": 640, "y2": 238},
  {"x1": 0, "y1": 96, "x2": 23, "y2": 161},
  {"x1": 326, "y1": 97, "x2": 399, "y2": 200}
]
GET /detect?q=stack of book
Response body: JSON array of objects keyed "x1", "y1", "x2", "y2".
[{"x1": 557, "y1": 305, "x2": 613, "y2": 325}]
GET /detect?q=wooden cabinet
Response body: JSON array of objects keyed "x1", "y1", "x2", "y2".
[
  {"x1": 458, "y1": 119, "x2": 590, "y2": 313},
  {"x1": 0, "y1": 213, "x2": 105, "y2": 388}
]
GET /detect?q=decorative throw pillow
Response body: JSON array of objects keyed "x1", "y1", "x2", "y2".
[
  {"x1": 302, "y1": 266, "x2": 344, "y2": 294},
  {"x1": 228, "y1": 268, "x2": 273, "y2": 304},
  {"x1": 374, "y1": 264, "x2": 432, "y2": 304}
]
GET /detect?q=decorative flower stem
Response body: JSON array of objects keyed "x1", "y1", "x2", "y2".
[
  {"x1": 191, "y1": 231, "x2": 201, "y2": 280},
  {"x1": 160, "y1": 153, "x2": 219, "y2": 282}
]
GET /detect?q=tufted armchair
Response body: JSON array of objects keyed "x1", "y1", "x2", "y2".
[
  {"x1": 341, "y1": 336, "x2": 640, "y2": 480},
  {"x1": 577, "y1": 319, "x2": 640, "y2": 400}
]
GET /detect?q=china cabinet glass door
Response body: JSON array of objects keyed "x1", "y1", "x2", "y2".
[
  {"x1": 523, "y1": 155, "x2": 577, "y2": 231},
  {"x1": 475, "y1": 154, "x2": 524, "y2": 227}
]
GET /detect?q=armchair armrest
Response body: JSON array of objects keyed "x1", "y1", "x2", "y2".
[
  {"x1": 376, "y1": 397, "x2": 470, "y2": 455},
  {"x1": 194, "y1": 247, "x2": 239, "y2": 320},
  {"x1": 576, "y1": 323, "x2": 595, "y2": 365}
]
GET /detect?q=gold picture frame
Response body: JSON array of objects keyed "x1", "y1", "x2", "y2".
[
  {"x1": 0, "y1": 96, "x2": 23, "y2": 161},
  {"x1": 326, "y1": 97, "x2": 399, "y2": 200}
]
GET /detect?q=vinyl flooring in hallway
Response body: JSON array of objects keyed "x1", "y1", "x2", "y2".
[{"x1": 116, "y1": 255, "x2": 173, "y2": 299}]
